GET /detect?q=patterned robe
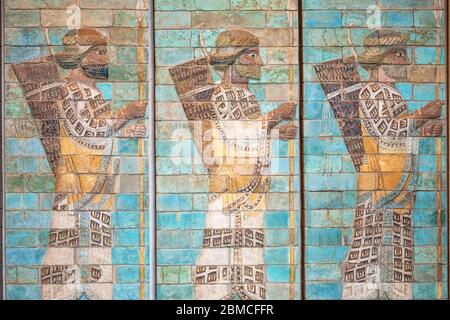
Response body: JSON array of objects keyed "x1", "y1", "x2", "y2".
[
  {"x1": 38, "y1": 80, "x2": 118, "y2": 300},
  {"x1": 342, "y1": 82, "x2": 419, "y2": 300},
  {"x1": 193, "y1": 84, "x2": 271, "y2": 300}
]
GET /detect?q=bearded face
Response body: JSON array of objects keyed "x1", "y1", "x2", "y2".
[
  {"x1": 232, "y1": 48, "x2": 263, "y2": 81},
  {"x1": 381, "y1": 47, "x2": 411, "y2": 81},
  {"x1": 80, "y1": 46, "x2": 109, "y2": 79}
]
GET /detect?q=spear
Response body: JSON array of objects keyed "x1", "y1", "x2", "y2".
[
  {"x1": 433, "y1": 0, "x2": 443, "y2": 300},
  {"x1": 287, "y1": 0, "x2": 296, "y2": 300},
  {"x1": 135, "y1": 0, "x2": 146, "y2": 300}
]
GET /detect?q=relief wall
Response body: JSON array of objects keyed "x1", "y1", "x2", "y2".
[
  {"x1": 0, "y1": 0, "x2": 448, "y2": 301},
  {"x1": 3, "y1": 0, "x2": 149, "y2": 299},
  {"x1": 303, "y1": 0, "x2": 448, "y2": 299}
]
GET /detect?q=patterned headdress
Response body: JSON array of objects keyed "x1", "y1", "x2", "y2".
[
  {"x1": 55, "y1": 28, "x2": 108, "y2": 69},
  {"x1": 209, "y1": 30, "x2": 260, "y2": 71},
  {"x1": 358, "y1": 30, "x2": 408, "y2": 69}
]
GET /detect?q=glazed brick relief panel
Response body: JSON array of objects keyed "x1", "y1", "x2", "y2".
[
  {"x1": 3, "y1": 0, "x2": 149, "y2": 300},
  {"x1": 303, "y1": 0, "x2": 448, "y2": 299},
  {"x1": 155, "y1": 0, "x2": 301, "y2": 300}
]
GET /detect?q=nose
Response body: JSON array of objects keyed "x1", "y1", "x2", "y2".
[{"x1": 256, "y1": 55, "x2": 263, "y2": 66}]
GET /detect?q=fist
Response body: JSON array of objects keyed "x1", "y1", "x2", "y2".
[
  {"x1": 420, "y1": 101, "x2": 444, "y2": 119},
  {"x1": 123, "y1": 101, "x2": 147, "y2": 119},
  {"x1": 275, "y1": 102, "x2": 297, "y2": 120},
  {"x1": 279, "y1": 124, "x2": 297, "y2": 140},
  {"x1": 422, "y1": 120, "x2": 443, "y2": 137}
]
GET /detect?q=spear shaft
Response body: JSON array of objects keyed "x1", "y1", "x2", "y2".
[
  {"x1": 287, "y1": 0, "x2": 296, "y2": 300},
  {"x1": 434, "y1": 0, "x2": 443, "y2": 300},
  {"x1": 135, "y1": 0, "x2": 146, "y2": 300}
]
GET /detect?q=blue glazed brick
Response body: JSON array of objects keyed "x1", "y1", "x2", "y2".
[
  {"x1": 5, "y1": 28, "x2": 45, "y2": 46},
  {"x1": 157, "y1": 285, "x2": 193, "y2": 300},
  {"x1": 382, "y1": 11, "x2": 414, "y2": 27},
  {"x1": 115, "y1": 265, "x2": 146, "y2": 283},
  {"x1": 23, "y1": 138, "x2": 46, "y2": 156},
  {"x1": 6, "y1": 285, "x2": 40, "y2": 300},
  {"x1": 396, "y1": 82, "x2": 413, "y2": 100},
  {"x1": 414, "y1": 10, "x2": 444, "y2": 28},
  {"x1": 119, "y1": 157, "x2": 140, "y2": 174},
  {"x1": 16, "y1": 267, "x2": 39, "y2": 284},
  {"x1": 303, "y1": 10, "x2": 341, "y2": 28},
  {"x1": 6, "y1": 193, "x2": 38, "y2": 210},
  {"x1": 157, "y1": 249, "x2": 199, "y2": 265},
  {"x1": 6, "y1": 248, "x2": 45, "y2": 265},
  {"x1": 414, "y1": 228, "x2": 438, "y2": 245},
  {"x1": 306, "y1": 264, "x2": 340, "y2": 281},
  {"x1": 112, "y1": 248, "x2": 140, "y2": 264},
  {"x1": 265, "y1": 229, "x2": 290, "y2": 246},
  {"x1": 155, "y1": 30, "x2": 191, "y2": 47},
  {"x1": 116, "y1": 194, "x2": 140, "y2": 210},
  {"x1": 305, "y1": 246, "x2": 348, "y2": 263},
  {"x1": 113, "y1": 211, "x2": 140, "y2": 228},
  {"x1": 157, "y1": 212, "x2": 205, "y2": 229},
  {"x1": 156, "y1": 85, "x2": 179, "y2": 101},
  {"x1": 306, "y1": 228, "x2": 342, "y2": 246},
  {"x1": 414, "y1": 84, "x2": 437, "y2": 101},
  {"x1": 97, "y1": 83, "x2": 113, "y2": 100},
  {"x1": 157, "y1": 230, "x2": 193, "y2": 249},
  {"x1": 157, "y1": 194, "x2": 192, "y2": 211},
  {"x1": 156, "y1": 157, "x2": 193, "y2": 175},
  {"x1": 113, "y1": 284, "x2": 140, "y2": 300},
  {"x1": 265, "y1": 211, "x2": 289, "y2": 229},
  {"x1": 5, "y1": 139, "x2": 24, "y2": 156},
  {"x1": 6, "y1": 230, "x2": 40, "y2": 247},
  {"x1": 415, "y1": 192, "x2": 437, "y2": 209},
  {"x1": 114, "y1": 229, "x2": 140, "y2": 247},
  {"x1": 5, "y1": 46, "x2": 42, "y2": 64},
  {"x1": 6, "y1": 211, "x2": 52, "y2": 229},
  {"x1": 415, "y1": 47, "x2": 437, "y2": 65},
  {"x1": 306, "y1": 282, "x2": 342, "y2": 300},
  {"x1": 266, "y1": 265, "x2": 291, "y2": 283},
  {"x1": 264, "y1": 247, "x2": 290, "y2": 264},
  {"x1": 155, "y1": 48, "x2": 193, "y2": 66},
  {"x1": 415, "y1": 246, "x2": 437, "y2": 263},
  {"x1": 413, "y1": 283, "x2": 437, "y2": 299},
  {"x1": 117, "y1": 139, "x2": 138, "y2": 155}
]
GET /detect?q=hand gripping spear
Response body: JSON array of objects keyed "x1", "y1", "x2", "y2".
[{"x1": 135, "y1": 0, "x2": 146, "y2": 300}]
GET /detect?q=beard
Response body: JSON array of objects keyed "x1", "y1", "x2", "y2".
[
  {"x1": 382, "y1": 64, "x2": 409, "y2": 81},
  {"x1": 81, "y1": 63, "x2": 109, "y2": 79},
  {"x1": 235, "y1": 64, "x2": 261, "y2": 80}
]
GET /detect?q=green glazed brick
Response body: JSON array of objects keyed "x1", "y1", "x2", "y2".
[
  {"x1": 178, "y1": 266, "x2": 192, "y2": 284},
  {"x1": 114, "y1": 10, "x2": 149, "y2": 27},
  {"x1": 194, "y1": 0, "x2": 230, "y2": 10},
  {"x1": 81, "y1": 10, "x2": 114, "y2": 28},
  {"x1": 115, "y1": 47, "x2": 149, "y2": 64},
  {"x1": 155, "y1": 11, "x2": 191, "y2": 29},
  {"x1": 114, "y1": 83, "x2": 140, "y2": 101},
  {"x1": 155, "y1": 30, "x2": 192, "y2": 48},
  {"x1": 5, "y1": 0, "x2": 74, "y2": 9},
  {"x1": 266, "y1": 11, "x2": 298, "y2": 28},
  {"x1": 192, "y1": 11, "x2": 266, "y2": 29},
  {"x1": 155, "y1": 0, "x2": 196, "y2": 10},
  {"x1": 25, "y1": 175, "x2": 55, "y2": 193},
  {"x1": 6, "y1": 175, "x2": 24, "y2": 193},
  {"x1": 230, "y1": 0, "x2": 293, "y2": 10},
  {"x1": 380, "y1": 0, "x2": 436, "y2": 9},
  {"x1": 162, "y1": 266, "x2": 181, "y2": 284},
  {"x1": 5, "y1": 10, "x2": 40, "y2": 27},
  {"x1": 79, "y1": 0, "x2": 142, "y2": 9},
  {"x1": 109, "y1": 64, "x2": 142, "y2": 82}
]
